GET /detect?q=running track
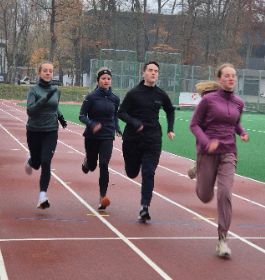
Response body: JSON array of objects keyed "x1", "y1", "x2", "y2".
[{"x1": 0, "y1": 100, "x2": 265, "y2": 280}]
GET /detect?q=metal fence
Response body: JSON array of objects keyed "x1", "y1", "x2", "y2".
[{"x1": 90, "y1": 58, "x2": 265, "y2": 112}]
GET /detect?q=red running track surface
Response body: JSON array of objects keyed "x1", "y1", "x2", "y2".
[{"x1": 0, "y1": 100, "x2": 265, "y2": 280}]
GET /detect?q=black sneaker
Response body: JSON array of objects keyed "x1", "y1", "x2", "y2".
[
  {"x1": 82, "y1": 157, "x2": 89, "y2": 174},
  {"x1": 138, "y1": 207, "x2": 151, "y2": 223}
]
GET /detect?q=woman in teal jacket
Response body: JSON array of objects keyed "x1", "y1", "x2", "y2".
[{"x1": 25, "y1": 61, "x2": 67, "y2": 209}]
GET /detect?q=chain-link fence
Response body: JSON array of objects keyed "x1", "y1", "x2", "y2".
[{"x1": 90, "y1": 58, "x2": 265, "y2": 112}]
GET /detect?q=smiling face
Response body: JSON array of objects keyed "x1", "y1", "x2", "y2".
[
  {"x1": 143, "y1": 63, "x2": 159, "y2": 86},
  {"x1": 97, "y1": 74, "x2": 112, "y2": 90},
  {"x1": 38, "y1": 63, "x2": 53, "y2": 82},
  {"x1": 218, "y1": 66, "x2": 237, "y2": 91}
]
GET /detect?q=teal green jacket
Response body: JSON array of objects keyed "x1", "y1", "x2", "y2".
[{"x1": 26, "y1": 79, "x2": 63, "y2": 132}]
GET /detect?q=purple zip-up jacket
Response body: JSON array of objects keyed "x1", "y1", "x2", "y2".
[{"x1": 190, "y1": 88, "x2": 246, "y2": 154}]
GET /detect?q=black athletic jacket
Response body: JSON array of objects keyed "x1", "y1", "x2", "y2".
[
  {"x1": 79, "y1": 87, "x2": 120, "y2": 140},
  {"x1": 118, "y1": 80, "x2": 175, "y2": 143}
]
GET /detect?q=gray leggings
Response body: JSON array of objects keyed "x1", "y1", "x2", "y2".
[{"x1": 196, "y1": 153, "x2": 236, "y2": 237}]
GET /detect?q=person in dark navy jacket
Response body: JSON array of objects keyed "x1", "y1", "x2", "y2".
[{"x1": 79, "y1": 67, "x2": 121, "y2": 210}]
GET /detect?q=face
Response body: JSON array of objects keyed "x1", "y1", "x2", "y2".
[
  {"x1": 98, "y1": 74, "x2": 112, "y2": 89},
  {"x1": 39, "y1": 63, "x2": 53, "y2": 82},
  {"x1": 218, "y1": 66, "x2": 237, "y2": 91},
  {"x1": 143, "y1": 64, "x2": 159, "y2": 85}
]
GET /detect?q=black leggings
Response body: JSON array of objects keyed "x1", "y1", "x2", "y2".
[
  {"x1": 26, "y1": 130, "x2": 58, "y2": 192},
  {"x1": 84, "y1": 139, "x2": 113, "y2": 197}
]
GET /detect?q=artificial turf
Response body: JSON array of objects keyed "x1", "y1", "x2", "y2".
[{"x1": 58, "y1": 104, "x2": 265, "y2": 182}]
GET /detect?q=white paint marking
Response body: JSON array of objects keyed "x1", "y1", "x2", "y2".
[
  {"x1": 0, "y1": 123, "x2": 172, "y2": 280},
  {"x1": 0, "y1": 236, "x2": 265, "y2": 242},
  {"x1": 1, "y1": 105, "x2": 265, "y2": 258},
  {"x1": 0, "y1": 249, "x2": 8, "y2": 280}
]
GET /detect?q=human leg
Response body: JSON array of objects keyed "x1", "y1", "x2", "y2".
[
  {"x1": 122, "y1": 140, "x2": 141, "y2": 178},
  {"x1": 215, "y1": 153, "x2": 236, "y2": 258},
  {"x1": 82, "y1": 139, "x2": 99, "y2": 173},
  {"x1": 196, "y1": 153, "x2": 219, "y2": 203},
  {"x1": 98, "y1": 140, "x2": 113, "y2": 209},
  {"x1": 26, "y1": 130, "x2": 42, "y2": 173},
  {"x1": 37, "y1": 131, "x2": 58, "y2": 209},
  {"x1": 138, "y1": 144, "x2": 161, "y2": 222},
  {"x1": 140, "y1": 149, "x2": 161, "y2": 207}
]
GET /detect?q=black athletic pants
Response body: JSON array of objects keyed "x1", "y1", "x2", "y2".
[
  {"x1": 26, "y1": 130, "x2": 58, "y2": 192},
  {"x1": 84, "y1": 139, "x2": 113, "y2": 197},
  {"x1": 122, "y1": 139, "x2": 161, "y2": 207}
]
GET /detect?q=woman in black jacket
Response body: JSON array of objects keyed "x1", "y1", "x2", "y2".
[
  {"x1": 79, "y1": 68, "x2": 121, "y2": 211},
  {"x1": 25, "y1": 61, "x2": 67, "y2": 209}
]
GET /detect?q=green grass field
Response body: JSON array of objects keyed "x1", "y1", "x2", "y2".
[{"x1": 57, "y1": 103, "x2": 265, "y2": 183}]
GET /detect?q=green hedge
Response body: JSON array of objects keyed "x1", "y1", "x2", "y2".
[{"x1": 0, "y1": 84, "x2": 88, "y2": 102}]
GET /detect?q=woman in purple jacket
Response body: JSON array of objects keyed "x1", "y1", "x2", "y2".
[{"x1": 190, "y1": 63, "x2": 248, "y2": 258}]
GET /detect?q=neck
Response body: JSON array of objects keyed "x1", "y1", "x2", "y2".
[
  {"x1": 144, "y1": 80, "x2": 155, "y2": 87},
  {"x1": 39, "y1": 78, "x2": 51, "y2": 87}
]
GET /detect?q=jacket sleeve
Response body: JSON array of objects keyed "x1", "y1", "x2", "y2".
[
  {"x1": 79, "y1": 95, "x2": 95, "y2": 127},
  {"x1": 162, "y1": 93, "x2": 175, "y2": 133},
  {"x1": 235, "y1": 122, "x2": 246, "y2": 136},
  {"x1": 189, "y1": 98, "x2": 211, "y2": 149},
  {"x1": 57, "y1": 90, "x2": 63, "y2": 118},
  {"x1": 114, "y1": 96, "x2": 121, "y2": 133},
  {"x1": 235, "y1": 103, "x2": 246, "y2": 136},
  {"x1": 26, "y1": 87, "x2": 50, "y2": 116},
  {"x1": 117, "y1": 92, "x2": 142, "y2": 129}
]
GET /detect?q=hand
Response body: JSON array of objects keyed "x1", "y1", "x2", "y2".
[
  {"x1": 92, "y1": 122, "x2": 102, "y2": 134},
  {"x1": 167, "y1": 132, "x2": 175, "y2": 140},
  {"x1": 136, "y1": 125, "x2": 144, "y2": 132},
  {"x1": 240, "y1": 134, "x2": 249, "y2": 142},
  {"x1": 58, "y1": 115, "x2": 67, "y2": 128},
  {"x1": 47, "y1": 88, "x2": 57, "y2": 100},
  {"x1": 207, "y1": 140, "x2": 219, "y2": 153}
]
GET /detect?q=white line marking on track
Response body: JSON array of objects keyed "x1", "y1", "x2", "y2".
[
  {"x1": 1, "y1": 105, "x2": 265, "y2": 257},
  {"x1": 0, "y1": 123, "x2": 173, "y2": 280},
  {"x1": 0, "y1": 236, "x2": 265, "y2": 242},
  {"x1": 52, "y1": 138, "x2": 265, "y2": 255},
  {"x1": 0, "y1": 249, "x2": 8, "y2": 280}
]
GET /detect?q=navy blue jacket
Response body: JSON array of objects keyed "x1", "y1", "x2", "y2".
[{"x1": 79, "y1": 87, "x2": 120, "y2": 140}]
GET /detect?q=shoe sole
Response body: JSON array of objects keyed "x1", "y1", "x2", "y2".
[
  {"x1": 138, "y1": 214, "x2": 151, "y2": 223},
  {"x1": 37, "y1": 200, "x2": 50, "y2": 209},
  {"x1": 217, "y1": 252, "x2": 231, "y2": 259}
]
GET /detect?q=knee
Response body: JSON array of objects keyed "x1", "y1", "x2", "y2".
[
  {"x1": 196, "y1": 189, "x2": 214, "y2": 203},
  {"x1": 125, "y1": 168, "x2": 139, "y2": 179}
]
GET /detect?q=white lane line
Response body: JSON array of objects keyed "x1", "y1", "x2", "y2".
[
  {"x1": 1, "y1": 107, "x2": 265, "y2": 256},
  {"x1": 0, "y1": 249, "x2": 8, "y2": 280},
  {"x1": 56, "y1": 140, "x2": 265, "y2": 255},
  {"x1": 112, "y1": 147, "x2": 265, "y2": 210},
  {"x1": 2, "y1": 101, "x2": 265, "y2": 185},
  {"x1": 1, "y1": 236, "x2": 265, "y2": 242},
  {"x1": 0, "y1": 123, "x2": 172, "y2": 280}
]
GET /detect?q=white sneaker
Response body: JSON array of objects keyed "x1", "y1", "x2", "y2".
[
  {"x1": 216, "y1": 239, "x2": 231, "y2": 258},
  {"x1": 37, "y1": 192, "x2": 50, "y2": 209},
  {"x1": 25, "y1": 159, "x2": 32, "y2": 175}
]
